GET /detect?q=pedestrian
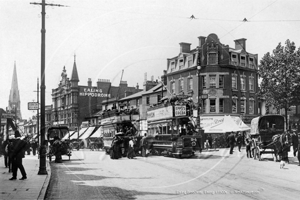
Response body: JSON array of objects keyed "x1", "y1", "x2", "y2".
[
  {"x1": 297, "y1": 132, "x2": 300, "y2": 166},
  {"x1": 2, "y1": 139, "x2": 9, "y2": 168},
  {"x1": 207, "y1": 134, "x2": 212, "y2": 149},
  {"x1": 7, "y1": 136, "x2": 15, "y2": 173},
  {"x1": 228, "y1": 132, "x2": 235, "y2": 154},
  {"x1": 127, "y1": 137, "x2": 134, "y2": 159},
  {"x1": 236, "y1": 132, "x2": 243, "y2": 152},
  {"x1": 245, "y1": 137, "x2": 252, "y2": 158},
  {"x1": 31, "y1": 139, "x2": 38, "y2": 156},
  {"x1": 291, "y1": 131, "x2": 298, "y2": 157},
  {"x1": 140, "y1": 133, "x2": 147, "y2": 157},
  {"x1": 9, "y1": 130, "x2": 27, "y2": 181},
  {"x1": 251, "y1": 137, "x2": 258, "y2": 159}
]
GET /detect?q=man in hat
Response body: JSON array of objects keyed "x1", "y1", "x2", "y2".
[
  {"x1": 228, "y1": 132, "x2": 236, "y2": 154},
  {"x1": 9, "y1": 130, "x2": 27, "y2": 180},
  {"x1": 291, "y1": 131, "x2": 298, "y2": 157},
  {"x1": 236, "y1": 132, "x2": 243, "y2": 152}
]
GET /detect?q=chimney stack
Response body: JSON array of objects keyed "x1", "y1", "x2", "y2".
[
  {"x1": 198, "y1": 36, "x2": 206, "y2": 47},
  {"x1": 179, "y1": 42, "x2": 191, "y2": 53},
  {"x1": 88, "y1": 78, "x2": 92, "y2": 87},
  {"x1": 234, "y1": 38, "x2": 247, "y2": 51}
]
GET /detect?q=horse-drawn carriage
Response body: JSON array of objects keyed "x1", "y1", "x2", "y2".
[
  {"x1": 47, "y1": 126, "x2": 72, "y2": 162},
  {"x1": 250, "y1": 115, "x2": 291, "y2": 161}
]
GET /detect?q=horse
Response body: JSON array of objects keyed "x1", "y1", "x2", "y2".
[{"x1": 272, "y1": 132, "x2": 292, "y2": 168}]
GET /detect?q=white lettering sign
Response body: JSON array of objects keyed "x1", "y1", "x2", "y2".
[
  {"x1": 147, "y1": 106, "x2": 173, "y2": 121},
  {"x1": 79, "y1": 87, "x2": 111, "y2": 98},
  {"x1": 175, "y1": 106, "x2": 186, "y2": 116}
]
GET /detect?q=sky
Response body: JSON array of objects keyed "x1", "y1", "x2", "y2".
[{"x1": 1, "y1": 0, "x2": 300, "y2": 120}]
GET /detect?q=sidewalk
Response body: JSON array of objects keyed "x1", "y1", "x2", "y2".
[{"x1": 0, "y1": 154, "x2": 51, "y2": 200}]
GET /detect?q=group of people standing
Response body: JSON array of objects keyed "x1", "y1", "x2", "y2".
[
  {"x1": 226, "y1": 131, "x2": 243, "y2": 154},
  {"x1": 110, "y1": 132, "x2": 148, "y2": 160}
]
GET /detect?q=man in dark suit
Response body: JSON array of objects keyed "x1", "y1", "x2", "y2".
[
  {"x1": 228, "y1": 132, "x2": 236, "y2": 154},
  {"x1": 9, "y1": 130, "x2": 27, "y2": 181}
]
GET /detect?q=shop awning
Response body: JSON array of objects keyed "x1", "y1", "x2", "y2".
[
  {"x1": 61, "y1": 131, "x2": 75, "y2": 140},
  {"x1": 89, "y1": 127, "x2": 102, "y2": 138},
  {"x1": 69, "y1": 127, "x2": 88, "y2": 140},
  {"x1": 203, "y1": 115, "x2": 250, "y2": 133},
  {"x1": 79, "y1": 127, "x2": 96, "y2": 139}
]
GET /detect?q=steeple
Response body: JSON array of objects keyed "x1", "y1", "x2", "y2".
[
  {"x1": 8, "y1": 62, "x2": 22, "y2": 120},
  {"x1": 71, "y1": 54, "x2": 79, "y2": 82}
]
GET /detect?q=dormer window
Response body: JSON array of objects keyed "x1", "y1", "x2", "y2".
[
  {"x1": 240, "y1": 55, "x2": 246, "y2": 67},
  {"x1": 208, "y1": 52, "x2": 218, "y2": 65},
  {"x1": 179, "y1": 59, "x2": 184, "y2": 69},
  {"x1": 249, "y1": 57, "x2": 255, "y2": 69},
  {"x1": 171, "y1": 61, "x2": 175, "y2": 72},
  {"x1": 231, "y1": 54, "x2": 238, "y2": 66},
  {"x1": 187, "y1": 56, "x2": 193, "y2": 67}
]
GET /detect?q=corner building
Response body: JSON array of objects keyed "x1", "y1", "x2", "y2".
[{"x1": 163, "y1": 33, "x2": 259, "y2": 125}]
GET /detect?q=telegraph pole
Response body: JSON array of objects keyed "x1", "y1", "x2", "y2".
[{"x1": 31, "y1": 0, "x2": 67, "y2": 175}]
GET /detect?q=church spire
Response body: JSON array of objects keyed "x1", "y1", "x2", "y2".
[
  {"x1": 71, "y1": 54, "x2": 79, "y2": 82},
  {"x1": 8, "y1": 62, "x2": 22, "y2": 120}
]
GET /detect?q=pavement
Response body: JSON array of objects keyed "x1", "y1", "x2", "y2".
[{"x1": 0, "y1": 154, "x2": 51, "y2": 200}]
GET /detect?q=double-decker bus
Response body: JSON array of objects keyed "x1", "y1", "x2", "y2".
[
  {"x1": 146, "y1": 96, "x2": 202, "y2": 158},
  {"x1": 101, "y1": 109, "x2": 140, "y2": 156}
]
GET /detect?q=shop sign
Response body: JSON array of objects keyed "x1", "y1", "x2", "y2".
[
  {"x1": 1, "y1": 113, "x2": 14, "y2": 118},
  {"x1": 28, "y1": 102, "x2": 39, "y2": 110},
  {"x1": 175, "y1": 106, "x2": 186, "y2": 116},
  {"x1": 79, "y1": 87, "x2": 111, "y2": 98},
  {"x1": 147, "y1": 106, "x2": 173, "y2": 121}
]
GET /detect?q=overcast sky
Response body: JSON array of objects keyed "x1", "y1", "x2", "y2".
[{"x1": 1, "y1": 0, "x2": 300, "y2": 120}]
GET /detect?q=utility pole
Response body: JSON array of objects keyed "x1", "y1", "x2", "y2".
[
  {"x1": 31, "y1": 0, "x2": 67, "y2": 175},
  {"x1": 34, "y1": 78, "x2": 40, "y2": 145}
]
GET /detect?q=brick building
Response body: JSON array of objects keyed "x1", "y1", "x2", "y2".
[
  {"x1": 162, "y1": 33, "x2": 259, "y2": 125},
  {"x1": 51, "y1": 57, "x2": 142, "y2": 130}
]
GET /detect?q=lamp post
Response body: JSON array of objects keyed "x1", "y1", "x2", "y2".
[{"x1": 197, "y1": 65, "x2": 202, "y2": 131}]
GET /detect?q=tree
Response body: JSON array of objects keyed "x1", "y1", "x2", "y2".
[{"x1": 258, "y1": 39, "x2": 300, "y2": 128}]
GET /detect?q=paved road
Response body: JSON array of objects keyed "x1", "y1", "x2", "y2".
[{"x1": 45, "y1": 148, "x2": 300, "y2": 200}]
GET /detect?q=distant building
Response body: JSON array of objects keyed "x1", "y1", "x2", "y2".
[
  {"x1": 51, "y1": 57, "x2": 142, "y2": 130},
  {"x1": 8, "y1": 62, "x2": 22, "y2": 120}
]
